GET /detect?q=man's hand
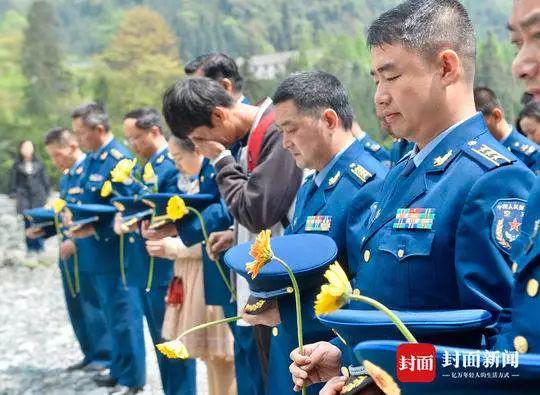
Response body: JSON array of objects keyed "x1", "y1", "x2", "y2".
[
  {"x1": 145, "y1": 237, "x2": 179, "y2": 260},
  {"x1": 206, "y1": 229, "x2": 235, "y2": 260},
  {"x1": 60, "y1": 239, "x2": 76, "y2": 260},
  {"x1": 193, "y1": 139, "x2": 226, "y2": 160},
  {"x1": 67, "y1": 224, "x2": 95, "y2": 239},
  {"x1": 242, "y1": 303, "x2": 282, "y2": 327},
  {"x1": 319, "y1": 376, "x2": 347, "y2": 395},
  {"x1": 26, "y1": 227, "x2": 45, "y2": 240},
  {"x1": 141, "y1": 220, "x2": 177, "y2": 240},
  {"x1": 289, "y1": 341, "x2": 342, "y2": 391},
  {"x1": 113, "y1": 213, "x2": 137, "y2": 235}
]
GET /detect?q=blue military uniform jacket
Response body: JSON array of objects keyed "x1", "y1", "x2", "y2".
[
  {"x1": 496, "y1": 178, "x2": 540, "y2": 355},
  {"x1": 176, "y1": 158, "x2": 234, "y2": 306},
  {"x1": 503, "y1": 128, "x2": 540, "y2": 175},
  {"x1": 77, "y1": 138, "x2": 135, "y2": 274},
  {"x1": 347, "y1": 113, "x2": 535, "y2": 348},
  {"x1": 266, "y1": 139, "x2": 387, "y2": 395},
  {"x1": 390, "y1": 138, "x2": 415, "y2": 167},
  {"x1": 356, "y1": 131, "x2": 391, "y2": 168},
  {"x1": 59, "y1": 155, "x2": 86, "y2": 273},
  {"x1": 125, "y1": 147, "x2": 179, "y2": 288},
  {"x1": 279, "y1": 139, "x2": 388, "y2": 340}
]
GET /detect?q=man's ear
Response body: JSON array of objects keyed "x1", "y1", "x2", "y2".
[
  {"x1": 220, "y1": 78, "x2": 233, "y2": 94},
  {"x1": 150, "y1": 125, "x2": 162, "y2": 137},
  {"x1": 322, "y1": 108, "x2": 340, "y2": 131},
  {"x1": 492, "y1": 108, "x2": 504, "y2": 123},
  {"x1": 210, "y1": 106, "x2": 227, "y2": 127},
  {"x1": 95, "y1": 124, "x2": 107, "y2": 135},
  {"x1": 438, "y1": 49, "x2": 461, "y2": 86}
]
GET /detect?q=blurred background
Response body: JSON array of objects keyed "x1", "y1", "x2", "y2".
[{"x1": 0, "y1": 0, "x2": 520, "y2": 191}]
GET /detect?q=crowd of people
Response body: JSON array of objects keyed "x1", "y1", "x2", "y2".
[{"x1": 17, "y1": 0, "x2": 540, "y2": 394}]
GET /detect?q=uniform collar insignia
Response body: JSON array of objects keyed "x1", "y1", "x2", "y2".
[
  {"x1": 433, "y1": 150, "x2": 453, "y2": 167},
  {"x1": 328, "y1": 170, "x2": 341, "y2": 186}
]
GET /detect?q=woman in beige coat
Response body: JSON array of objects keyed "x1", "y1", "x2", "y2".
[{"x1": 145, "y1": 136, "x2": 236, "y2": 395}]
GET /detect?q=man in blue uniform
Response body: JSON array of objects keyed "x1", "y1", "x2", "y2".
[
  {"x1": 114, "y1": 108, "x2": 196, "y2": 395},
  {"x1": 69, "y1": 103, "x2": 145, "y2": 394},
  {"x1": 42, "y1": 127, "x2": 112, "y2": 372},
  {"x1": 474, "y1": 86, "x2": 540, "y2": 174},
  {"x1": 289, "y1": 1, "x2": 535, "y2": 392},
  {"x1": 240, "y1": 71, "x2": 388, "y2": 394}
]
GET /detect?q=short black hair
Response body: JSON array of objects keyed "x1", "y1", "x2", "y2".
[
  {"x1": 519, "y1": 101, "x2": 540, "y2": 122},
  {"x1": 44, "y1": 127, "x2": 74, "y2": 146},
  {"x1": 168, "y1": 135, "x2": 196, "y2": 153},
  {"x1": 473, "y1": 86, "x2": 502, "y2": 115},
  {"x1": 367, "y1": 0, "x2": 476, "y2": 83},
  {"x1": 273, "y1": 71, "x2": 354, "y2": 130},
  {"x1": 71, "y1": 102, "x2": 110, "y2": 131},
  {"x1": 123, "y1": 107, "x2": 163, "y2": 132},
  {"x1": 162, "y1": 77, "x2": 234, "y2": 138},
  {"x1": 184, "y1": 52, "x2": 243, "y2": 91}
]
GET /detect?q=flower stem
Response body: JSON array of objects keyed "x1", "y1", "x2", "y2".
[
  {"x1": 349, "y1": 292, "x2": 417, "y2": 343},
  {"x1": 187, "y1": 207, "x2": 236, "y2": 301},
  {"x1": 145, "y1": 209, "x2": 156, "y2": 292},
  {"x1": 73, "y1": 242, "x2": 80, "y2": 293},
  {"x1": 145, "y1": 256, "x2": 155, "y2": 292},
  {"x1": 54, "y1": 216, "x2": 76, "y2": 298},
  {"x1": 176, "y1": 315, "x2": 242, "y2": 340},
  {"x1": 274, "y1": 256, "x2": 306, "y2": 395},
  {"x1": 119, "y1": 233, "x2": 127, "y2": 289}
]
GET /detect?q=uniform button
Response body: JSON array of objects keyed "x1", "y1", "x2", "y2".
[
  {"x1": 526, "y1": 278, "x2": 539, "y2": 297},
  {"x1": 129, "y1": 236, "x2": 135, "y2": 243},
  {"x1": 511, "y1": 262, "x2": 518, "y2": 273},
  {"x1": 363, "y1": 250, "x2": 371, "y2": 262},
  {"x1": 91, "y1": 187, "x2": 96, "y2": 192},
  {"x1": 397, "y1": 249, "x2": 405, "y2": 258},
  {"x1": 514, "y1": 335, "x2": 528, "y2": 354},
  {"x1": 286, "y1": 287, "x2": 294, "y2": 294},
  {"x1": 272, "y1": 327, "x2": 279, "y2": 336}
]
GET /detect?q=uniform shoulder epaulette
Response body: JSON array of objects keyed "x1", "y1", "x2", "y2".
[
  {"x1": 462, "y1": 139, "x2": 513, "y2": 170},
  {"x1": 518, "y1": 144, "x2": 538, "y2": 156},
  {"x1": 110, "y1": 148, "x2": 124, "y2": 160},
  {"x1": 348, "y1": 162, "x2": 374, "y2": 186},
  {"x1": 364, "y1": 141, "x2": 381, "y2": 153}
]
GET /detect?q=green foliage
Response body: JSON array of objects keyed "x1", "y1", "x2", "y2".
[
  {"x1": 0, "y1": 0, "x2": 527, "y2": 193},
  {"x1": 94, "y1": 6, "x2": 182, "y2": 131}
]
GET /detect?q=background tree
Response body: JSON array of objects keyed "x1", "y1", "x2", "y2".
[
  {"x1": 20, "y1": 0, "x2": 67, "y2": 119},
  {"x1": 95, "y1": 6, "x2": 182, "y2": 129}
]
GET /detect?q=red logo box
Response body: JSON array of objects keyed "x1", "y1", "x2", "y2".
[{"x1": 396, "y1": 343, "x2": 436, "y2": 383}]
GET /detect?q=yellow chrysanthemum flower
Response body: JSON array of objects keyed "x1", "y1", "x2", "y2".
[
  {"x1": 363, "y1": 360, "x2": 401, "y2": 395},
  {"x1": 52, "y1": 198, "x2": 66, "y2": 214},
  {"x1": 100, "y1": 180, "x2": 113, "y2": 198},
  {"x1": 166, "y1": 195, "x2": 189, "y2": 221},
  {"x1": 143, "y1": 162, "x2": 156, "y2": 184},
  {"x1": 314, "y1": 262, "x2": 352, "y2": 316},
  {"x1": 156, "y1": 339, "x2": 190, "y2": 359},
  {"x1": 246, "y1": 229, "x2": 273, "y2": 279},
  {"x1": 111, "y1": 158, "x2": 137, "y2": 183}
]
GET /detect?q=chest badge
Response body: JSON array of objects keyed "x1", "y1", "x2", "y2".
[
  {"x1": 491, "y1": 199, "x2": 526, "y2": 254},
  {"x1": 305, "y1": 215, "x2": 332, "y2": 232},
  {"x1": 393, "y1": 208, "x2": 435, "y2": 230}
]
